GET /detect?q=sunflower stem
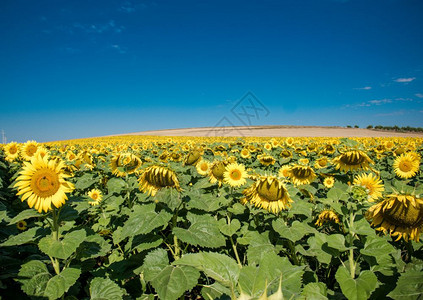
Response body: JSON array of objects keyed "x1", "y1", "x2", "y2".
[
  {"x1": 50, "y1": 207, "x2": 61, "y2": 274},
  {"x1": 288, "y1": 240, "x2": 300, "y2": 266}
]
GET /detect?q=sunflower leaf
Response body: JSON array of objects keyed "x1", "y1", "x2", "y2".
[
  {"x1": 89, "y1": 277, "x2": 124, "y2": 300},
  {"x1": 17, "y1": 260, "x2": 51, "y2": 297},
  {"x1": 335, "y1": 266, "x2": 378, "y2": 300},
  {"x1": 74, "y1": 173, "x2": 97, "y2": 190},
  {"x1": 106, "y1": 177, "x2": 127, "y2": 194},
  {"x1": 9, "y1": 209, "x2": 43, "y2": 224},
  {"x1": 1, "y1": 227, "x2": 48, "y2": 246},
  {"x1": 44, "y1": 267, "x2": 81, "y2": 300},
  {"x1": 388, "y1": 268, "x2": 423, "y2": 299},
  {"x1": 272, "y1": 219, "x2": 317, "y2": 242},
  {"x1": 38, "y1": 229, "x2": 86, "y2": 260}
]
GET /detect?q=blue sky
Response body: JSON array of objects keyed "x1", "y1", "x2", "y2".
[{"x1": 1, "y1": 0, "x2": 423, "y2": 142}]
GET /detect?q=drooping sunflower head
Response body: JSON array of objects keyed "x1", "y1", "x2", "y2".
[
  {"x1": 242, "y1": 176, "x2": 293, "y2": 213},
  {"x1": 110, "y1": 153, "x2": 142, "y2": 177},
  {"x1": 366, "y1": 194, "x2": 423, "y2": 242},
  {"x1": 138, "y1": 165, "x2": 181, "y2": 196},
  {"x1": 289, "y1": 164, "x2": 316, "y2": 186},
  {"x1": 353, "y1": 173, "x2": 384, "y2": 201},
  {"x1": 208, "y1": 160, "x2": 229, "y2": 186},
  {"x1": 4, "y1": 142, "x2": 20, "y2": 161},
  {"x1": 170, "y1": 152, "x2": 182, "y2": 162},
  {"x1": 333, "y1": 150, "x2": 374, "y2": 173},
  {"x1": 315, "y1": 210, "x2": 341, "y2": 227},
  {"x1": 393, "y1": 152, "x2": 420, "y2": 179},
  {"x1": 280, "y1": 149, "x2": 292, "y2": 158},
  {"x1": 88, "y1": 189, "x2": 103, "y2": 206},
  {"x1": 196, "y1": 159, "x2": 211, "y2": 176},
  {"x1": 257, "y1": 154, "x2": 276, "y2": 166},
  {"x1": 223, "y1": 162, "x2": 247, "y2": 187},
  {"x1": 184, "y1": 149, "x2": 202, "y2": 166},
  {"x1": 14, "y1": 154, "x2": 74, "y2": 213},
  {"x1": 314, "y1": 156, "x2": 329, "y2": 169},
  {"x1": 20, "y1": 140, "x2": 39, "y2": 161}
]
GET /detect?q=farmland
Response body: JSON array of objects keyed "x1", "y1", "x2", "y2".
[{"x1": 1, "y1": 135, "x2": 422, "y2": 299}]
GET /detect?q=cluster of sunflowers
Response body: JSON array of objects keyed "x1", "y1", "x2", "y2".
[{"x1": 2, "y1": 135, "x2": 422, "y2": 244}]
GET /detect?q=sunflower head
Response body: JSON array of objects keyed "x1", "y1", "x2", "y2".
[
  {"x1": 196, "y1": 159, "x2": 210, "y2": 176},
  {"x1": 17, "y1": 220, "x2": 27, "y2": 231},
  {"x1": 323, "y1": 176, "x2": 335, "y2": 188},
  {"x1": 223, "y1": 162, "x2": 247, "y2": 187},
  {"x1": 14, "y1": 154, "x2": 74, "y2": 213},
  {"x1": 21, "y1": 140, "x2": 39, "y2": 161},
  {"x1": 289, "y1": 164, "x2": 316, "y2": 186},
  {"x1": 353, "y1": 173, "x2": 384, "y2": 201},
  {"x1": 393, "y1": 152, "x2": 420, "y2": 179},
  {"x1": 278, "y1": 165, "x2": 291, "y2": 178},
  {"x1": 4, "y1": 142, "x2": 20, "y2": 161},
  {"x1": 240, "y1": 148, "x2": 251, "y2": 159},
  {"x1": 314, "y1": 157, "x2": 329, "y2": 169},
  {"x1": 110, "y1": 153, "x2": 142, "y2": 177},
  {"x1": 88, "y1": 189, "x2": 103, "y2": 206},
  {"x1": 184, "y1": 149, "x2": 202, "y2": 166},
  {"x1": 257, "y1": 154, "x2": 276, "y2": 166},
  {"x1": 315, "y1": 210, "x2": 341, "y2": 227},
  {"x1": 208, "y1": 160, "x2": 229, "y2": 185},
  {"x1": 280, "y1": 149, "x2": 292, "y2": 158},
  {"x1": 242, "y1": 176, "x2": 293, "y2": 213},
  {"x1": 333, "y1": 150, "x2": 374, "y2": 172},
  {"x1": 366, "y1": 194, "x2": 423, "y2": 242},
  {"x1": 138, "y1": 165, "x2": 181, "y2": 196}
]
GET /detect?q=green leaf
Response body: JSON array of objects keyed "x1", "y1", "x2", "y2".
[
  {"x1": 76, "y1": 234, "x2": 112, "y2": 261},
  {"x1": 9, "y1": 209, "x2": 43, "y2": 224},
  {"x1": 272, "y1": 220, "x2": 317, "y2": 243},
  {"x1": 301, "y1": 233, "x2": 332, "y2": 264},
  {"x1": 174, "y1": 252, "x2": 240, "y2": 289},
  {"x1": 154, "y1": 188, "x2": 182, "y2": 211},
  {"x1": 202, "y1": 282, "x2": 231, "y2": 300},
  {"x1": 106, "y1": 177, "x2": 127, "y2": 194},
  {"x1": 114, "y1": 203, "x2": 172, "y2": 244},
  {"x1": 38, "y1": 229, "x2": 86, "y2": 260},
  {"x1": 173, "y1": 213, "x2": 226, "y2": 248},
  {"x1": 1, "y1": 227, "x2": 47, "y2": 246},
  {"x1": 350, "y1": 218, "x2": 375, "y2": 236},
  {"x1": 75, "y1": 173, "x2": 97, "y2": 190},
  {"x1": 388, "y1": 269, "x2": 423, "y2": 299},
  {"x1": 335, "y1": 266, "x2": 378, "y2": 300},
  {"x1": 218, "y1": 218, "x2": 241, "y2": 236},
  {"x1": 90, "y1": 277, "x2": 124, "y2": 300},
  {"x1": 151, "y1": 265, "x2": 200, "y2": 300},
  {"x1": 299, "y1": 282, "x2": 328, "y2": 300},
  {"x1": 186, "y1": 191, "x2": 223, "y2": 212},
  {"x1": 17, "y1": 260, "x2": 51, "y2": 297},
  {"x1": 44, "y1": 267, "x2": 81, "y2": 300},
  {"x1": 325, "y1": 234, "x2": 349, "y2": 252},
  {"x1": 246, "y1": 231, "x2": 276, "y2": 265},
  {"x1": 138, "y1": 248, "x2": 169, "y2": 280},
  {"x1": 129, "y1": 234, "x2": 163, "y2": 253}
]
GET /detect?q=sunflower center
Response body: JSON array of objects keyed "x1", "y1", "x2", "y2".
[
  {"x1": 31, "y1": 168, "x2": 60, "y2": 197},
  {"x1": 10, "y1": 146, "x2": 18, "y2": 154},
  {"x1": 399, "y1": 161, "x2": 412, "y2": 172},
  {"x1": 257, "y1": 180, "x2": 284, "y2": 201},
  {"x1": 27, "y1": 145, "x2": 37, "y2": 156},
  {"x1": 340, "y1": 152, "x2": 366, "y2": 165},
  {"x1": 91, "y1": 193, "x2": 98, "y2": 200},
  {"x1": 200, "y1": 163, "x2": 208, "y2": 171},
  {"x1": 230, "y1": 170, "x2": 241, "y2": 180}
]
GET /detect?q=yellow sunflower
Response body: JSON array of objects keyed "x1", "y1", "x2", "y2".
[
  {"x1": 315, "y1": 210, "x2": 341, "y2": 227},
  {"x1": 289, "y1": 165, "x2": 316, "y2": 186},
  {"x1": 242, "y1": 176, "x2": 293, "y2": 213},
  {"x1": 323, "y1": 176, "x2": 335, "y2": 188},
  {"x1": 280, "y1": 149, "x2": 292, "y2": 159},
  {"x1": 208, "y1": 160, "x2": 229, "y2": 186},
  {"x1": 393, "y1": 153, "x2": 420, "y2": 179},
  {"x1": 20, "y1": 140, "x2": 39, "y2": 161},
  {"x1": 196, "y1": 159, "x2": 210, "y2": 176},
  {"x1": 353, "y1": 173, "x2": 384, "y2": 201},
  {"x1": 223, "y1": 162, "x2": 247, "y2": 187},
  {"x1": 257, "y1": 154, "x2": 276, "y2": 166},
  {"x1": 278, "y1": 165, "x2": 291, "y2": 178},
  {"x1": 184, "y1": 149, "x2": 202, "y2": 166},
  {"x1": 17, "y1": 220, "x2": 27, "y2": 231},
  {"x1": 14, "y1": 155, "x2": 74, "y2": 213},
  {"x1": 4, "y1": 142, "x2": 20, "y2": 161},
  {"x1": 333, "y1": 150, "x2": 374, "y2": 172},
  {"x1": 138, "y1": 165, "x2": 181, "y2": 196},
  {"x1": 240, "y1": 148, "x2": 251, "y2": 159},
  {"x1": 366, "y1": 194, "x2": 423, "y2": 242},
  {"x1": 314, "y1": 157, "x2": 329, "y2": 169},
  {"x1": 110, "y1": 153, "x2": 142, "y2": 177},
  {"x1": 88, "y1": 189, "x2": 103, "y2": 206}
]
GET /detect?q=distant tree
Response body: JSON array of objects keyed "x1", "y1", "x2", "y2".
[
  {"x1": 354, "y1": 125, "x2": 359, "y2": 128},
  {"x1": 347, "y1": 125, "x2": 352, "y2": 128},
  {"x1": 367, "y1": 125, "x2": 373, "y2": 129}
]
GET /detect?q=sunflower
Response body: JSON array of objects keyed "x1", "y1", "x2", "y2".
[
  {"x1": 184, "y1": 149, "x2": 202, "y2": 166},
  {"x1": 314, "y1": 157, "x2": 329, "y2": 169},
  {"x1": 138, "y1": 165, "x2": 181, "y2": 196},
  {"x1": 278, "y1": 165, "x2": 291, "y2": 178},
  {"x1": 88, "y1": 189, "x2": 103, "y2": 206},
  {"x1": 315, "y1": 210, "x2": 341, "y2": 227},
  {"x1": 4, "y1": 142, "x2": 20, "y2": 161},
  {"x1": 208, "y1": 160, "x2": 229, "y2": 186},
  {"x1": 110, "y1": 153, "x2": 142, "y2": 177},
  {"x1": 242, "y1": 176, "x2": 293, "y2": 213},
  {"x1": 323, "y1": 176, "x2": 335, "y2": 188},
  {"x1": 257, "y1": 154, "x2": 276, "y2": 166},
  {"x1": 17, "y1": 220, "x2": 27, "y2": 231},
  {"x1": 264, "y1": 143, "x2": 272, "y2": 151},
  {"x1": 14, "y1": 155, "x2": 74, "y2": 213},
  {"x1": 240, "y1": 148, "x2": 251, "y2": 159},
  {"x1": 289, "y1": 164, "x2": 316, "y2": 186},
  {"x1": 20, "y1": 140, "x2": 39, "y2": 161},
  {"x1": 280, "y1": 149, "x2": 292, "y2": 158},
  {"x1": 333, "y1": 150, "x2": 374, "y2": 172},
  {"x1": 393, "y1": 153, "x2": 420, "y2": 179},
  {"x1": 196, "y1": 159, "x2": 210, "y2": 176},
  {"x1": 223, "y1": 162, "x2": 247, "y2": 187},
  {"x1": 366, "y1": 194, "x2": 423, "y2": 242},
  {"x1": 353, "y1": 173, "x2": 384, "y2": 201}
]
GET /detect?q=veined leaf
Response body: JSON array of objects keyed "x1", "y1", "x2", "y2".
[
  {"x1": 44, "y1": 267, "x2": 81, "y2": 300},
  {"x1": 38, "y1": 229, "x2": 86, "y2": 260},
  {"x1": 90, "y1": 277, "x2": 124, "y2": 300},
  {"x1": 335, "y1": 266, "x2": 378, "y2": 300}
]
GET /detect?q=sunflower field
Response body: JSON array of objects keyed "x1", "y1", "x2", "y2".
[{"x1": 1, "y1": 136, "x2": 422, "y2": 300}]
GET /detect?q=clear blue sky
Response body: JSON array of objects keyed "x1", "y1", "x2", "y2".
[{"x1": 1, "y1": 0, "x2": 422, "y2": 142}]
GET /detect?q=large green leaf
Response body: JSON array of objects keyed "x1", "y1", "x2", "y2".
[
  {"x1": 218, "y1": 218, "x2": 241, "y2": 236},
  {"x1": 174, "y1": 252, "x2": 240, "y2": 289},
  {"x1": 272, "y1": 219, "x2": 317, "y2": 242},
  {"x1": 173, "y1": 213, "x2": 226, "y2": 248},
  {"x1": 299, "y1": 282, "x2": 328, "y2": 300},
  {"x1": 9, "y1": 209, "x2": 43, "y2": 224},
  {"x1": 76, "y1": 234, "x2": 112, "y2": 261},
  {"x1": 38, "y1": 229, "x2": 86, "y2": 260},
  {"x1": 388, "y1": 269, "x2": 423, "y2": 299},
  {"x1": 44, "y1": 267, "x2": 81, "y2": 300},
  {"x1": 137, "y1": 248, "x2": 169, "y2": 281},
  {"x1": 114, "y1": 203, "x2": 172, "y2": 244},
  {"x1": 151, "y1": 265, "x2": 200, "y2": 300},
  {"x1": 106, "y1": 177, "x2": 127, "y2": 194},
  {"x1": 1, "y1": 227, "x2": 48, "y2": 246},
  {"x1": 17, "y1": 260, "x2": 51, "y2": 297},
  {"x1": 75, "y1": 173, "x2": 97, "y2": 190},
  {"x1": 154, "y1": 188, "x2": 182, "y2": 211},
  {"x1": 186, "y1": 191, "x2": 224, "y2": 212},
  {"x1": 90, "y1": 277, "x2": 124, "y2": 300},
  {"x1": 245, "y1": 231, "x2": 276, "y2": 265},
  {"x1": 335, "y1": 266, "x2": 378, "y2": 300},
  {"x1": 300, "y1": 233, "x2": 332, "y2": 264}
]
